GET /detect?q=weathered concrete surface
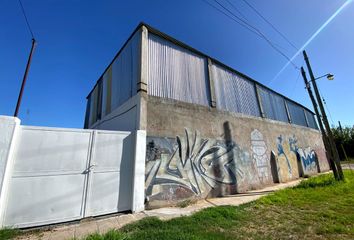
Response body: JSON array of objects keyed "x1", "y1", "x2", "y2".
[
  {"x1": 15, "y1": 177, "x2": 307, "y2": 240},
  {"x1": 145, "y1": 96, "x2": 330, "y2": 207}
]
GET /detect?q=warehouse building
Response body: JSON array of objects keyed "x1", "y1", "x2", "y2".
[{"x1": 84, "y1": 23, "x2": 329, "y2": 207}]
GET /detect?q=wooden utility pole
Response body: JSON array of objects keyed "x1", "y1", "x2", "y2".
[
  {"x1": 301, "y1": 67, "x2": 338, "y2": 179},
  {"x1": 338, "y1": 121, "x2": 349, "y2": 161},
  {"x1": 303, "y1": 50, "x2": 344, "y2": 180},
  {"x1": 14, "y1": 38, "x2": 36, "y2": 117}
]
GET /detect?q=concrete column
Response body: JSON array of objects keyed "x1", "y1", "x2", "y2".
[
  {"x1": 207, "y1": 58, "x2": 217, "y2": 108},
  {"x1": 284, "y1": 101, "x2": 292, "y2": 123},
  {"x1": 303, "y1": 109, "x2": 310, "y2": 127},
  {"x1": 254, "y1": 84, "x2": 265, "y2": 118},
  {"x1": 131, "y1": 130, "x2": 146, "y2": 212},
  {"x1": 136, "y1": 91, "x2": 148, "y2": 130},
  {"x1": 137, "y1": 26, "x2": 148, "y2": 93},
  {"x1": 0, "y1": 116, "x2": 21, "y2": 227}
]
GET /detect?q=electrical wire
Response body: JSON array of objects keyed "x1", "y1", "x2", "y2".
[
  {"x1": 203, "y1": 0, "x2": 299, "y2": 69},
  {"x1": 201, "y1": 0, "x2": 265, "y2": 38},
  {"x1": 241, "y1": 0, "x2": 298, "y2": 51},
  {"x1": 226, "y1": 0, "x2": 299, "y2": 62},
  {"x1": 215, "y1": 0, "x2": 299, "y2": 68},
  {"x1": 18, "y1": 0, "x2": 35, "y2": 39},
  {"x1": 290, "y1": 66, "x2": 302, "y2": 99},
  {"x1": 225, "y1": 0, "x2": 249, "y2": 22},
  {"x1": 317, "y1": 84, "x2": 335, "y2": 125}
]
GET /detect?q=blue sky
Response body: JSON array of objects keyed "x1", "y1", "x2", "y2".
[{"x1": 1, "y1": 0, "x2": 353, "y2": 128}]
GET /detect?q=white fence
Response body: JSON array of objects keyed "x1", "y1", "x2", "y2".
[{"x1": 0, "y1": 116, "x2": 146, "y2": 228}]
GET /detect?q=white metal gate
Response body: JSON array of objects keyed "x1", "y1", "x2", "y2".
[{"x1": 2, "y1": 126, "x2": 136, "y2": 228}]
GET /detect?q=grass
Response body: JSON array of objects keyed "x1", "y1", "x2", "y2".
[
  {"x1": 0, "y1": 228, "x2": 20, "y2": 240},
  {"x1": 80, "y1": 171, "x2": 354, "y2": 240},
  {"x1": 1, "y1": 171, "x2": 353, "y2": 240},
  {"x1": 176, "y1": 199, "x2": 198, "y2": 208},
  {"x1": 342, "y1": 158, "x2": 354, "y2": 164}
]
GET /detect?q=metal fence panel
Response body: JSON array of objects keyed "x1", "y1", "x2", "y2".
[
  {"x1": 3, "y1": 126, "x2": 136, "y2": 228},
  {"x1": 212, "y1": 63, "x2": 260, "y2": 117},
  {"x1": 147, "y1": 33, "x2": 210, "y2": 106},
  {"x1": 287, "y1": 101, "x2": 307, "y2": 127}
]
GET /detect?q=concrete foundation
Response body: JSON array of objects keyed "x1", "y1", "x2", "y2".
[{"x1": 144, "y1": 96, "x2": 330, "y2": 208}]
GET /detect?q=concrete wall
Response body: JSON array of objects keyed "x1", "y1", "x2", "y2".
[
  {"x1": 144, "y1": 96, "x2": 329, "y2": 208},
  {"x1": 90, "y1": 93, "x2": 143, "y2": 132}
]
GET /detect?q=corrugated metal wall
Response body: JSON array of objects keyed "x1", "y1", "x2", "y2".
[
  {"x1": 85, "y1": 25, "x2": 319, "y2": 130},
  {"x1": 258, "y1": 86, "x2": 289, "y2": 122},
  {"x1": 212, "y1": 63, "x2": 260, "y2": 117},
  {"x1": 305, "y1": 109, "x2": 318, "y2": 129},
  {"x1": 87, "y1": 31, "x2": 140, "y2": 127},
  {"x1": 287, "y1": 101, "x2": 307, "y2": 127},
  {"x1": 110, "y1": 31, "x2": 140, "y2": 111},
  {"x1": 147, "y1": 33, "x2": 211, "y2": 106}
]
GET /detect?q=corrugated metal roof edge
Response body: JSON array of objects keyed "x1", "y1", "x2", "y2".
[{"x1": 86, "y1": 22, "x2": 315, "y2": 115}]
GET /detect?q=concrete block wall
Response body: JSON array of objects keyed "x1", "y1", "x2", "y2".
[{"x1": 144, "y1": 96, "x2": 329, "y2": 208}]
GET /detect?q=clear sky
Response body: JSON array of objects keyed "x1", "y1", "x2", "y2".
[{"x1": 1, "y1": 0, "x2": 353, "y2": 128}]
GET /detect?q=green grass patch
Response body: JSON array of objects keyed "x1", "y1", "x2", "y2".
[
  {"x1": 80, "y1": 171, "x2": 354, "y2": 240},
  {"x1": 4, "y1": 171, "x2": 354, "y2": 240},
  {"x1": 0, "y1": 228, "x2": 20, "y2": 240}
]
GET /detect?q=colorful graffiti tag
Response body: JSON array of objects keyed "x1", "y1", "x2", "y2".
[
  {"x1": 289, "y1": 136, "x2": 318, "y2": 175},
  {"x1": 276, "y1": 135, "x2": 318, "y2": 180},
  {"x1": 145, "y1": 130, "x2": 322, "y2": 205},
  {"x1": 276, "y1": 135, "x2": 299, "y2": 182}
]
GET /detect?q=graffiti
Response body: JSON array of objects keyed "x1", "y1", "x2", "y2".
[
  {"x1": 297, "y1": 148, "x2": 318, "y2": 174},
  {"x1": 145, "y1": 129, "x2": 251, "y2": 201},
  {"x1": 276, "y1": 135, "x2": 300, "y2": 182},
  {"x1": 276, "y1": 135, "x2": 318, "y2": 180},
  {"x1": 277, "y1": 135, "x2": 292, "y2": 177},
  {"x1": 250, "y1": 130, "x2": 271, "y2": 184},
  {"x1": 288, "y1": 136, "x2": 318, "y2": 174}
]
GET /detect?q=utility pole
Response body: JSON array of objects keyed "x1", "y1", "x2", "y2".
[
  {"x1": 14, "y1": 38, "x2": 37, "y2": 117},
  {"x1": 303, "y1": 50, "x2": 344, "y2": 180},
  {"x1": 301, "y1": 67, "x2": 338, "y2": 179},
  {"x1": 338, "y1": 121, "x2": 349, "y2": 161}
]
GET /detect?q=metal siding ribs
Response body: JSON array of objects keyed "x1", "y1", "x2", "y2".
[{"x1": 147, "y1": 34, "x2": 211, "y2": 106}]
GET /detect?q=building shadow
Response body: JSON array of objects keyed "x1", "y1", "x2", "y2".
[
  {"x1": 270, "y1": 151, "x2": 280, "y2": 183},
  {"x1": 209, "y1": 121, "x2": 238, "y2": 197}
]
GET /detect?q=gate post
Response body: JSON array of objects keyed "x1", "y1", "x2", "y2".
[
  {"x1": 131, "y1": 130, "x2": 146, "y2": 213},
  {"x1": 0, "y1": 116, "x2": 21, "y2": 227}
]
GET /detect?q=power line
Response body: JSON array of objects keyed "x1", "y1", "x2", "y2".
[
  {"x1": 241, "y1": 0, "x2": 298, "y2": 51},
  {"x1": 225, "y1": 0, "x2": 249, "y2": 22},
  {"x1": 216, "y1": 0, "x2": 296, "y2": 66},
  {"x1": 201, "y1": 0, "x2": 265, "y2": 38},
  {"x1": 317, "y1": 84, "x2": 335, "y2": 125},
  {"x1": 290, "y1": 65, "x2": 301, "y2": 99},
  {"x1": 223, "y1": 0, "x2": 299, "y2": 66},
  {"x1": 18, "y1": 0, "x2": 35, "y2": 39},
  {"x1": 211, "y1": 0, "x2": 299, "y2": 69}
]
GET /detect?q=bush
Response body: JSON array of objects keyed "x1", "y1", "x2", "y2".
[{"x1": 332, "y1": 125, "x2": 354, "y2": 160}]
